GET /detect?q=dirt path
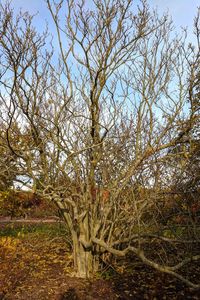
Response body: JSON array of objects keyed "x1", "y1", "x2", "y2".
[{"x1": 0, "y1": 216, "x2": 62, "y2": 224}]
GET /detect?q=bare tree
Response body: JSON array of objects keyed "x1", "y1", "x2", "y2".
[
  {"x1": 0, "y1": 0, "x2": 200, "y2": 287},
  {"x1": 0, "y1": 123, "x2": 18, "y2": 190}
]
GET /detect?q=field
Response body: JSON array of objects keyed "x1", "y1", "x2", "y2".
[{"x1": 0, "y1": 221, "x2": 200, "y2": 300}]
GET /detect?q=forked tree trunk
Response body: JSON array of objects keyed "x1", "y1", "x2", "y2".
[
  {"x1": 56, "y1": 200, "x2": 99, "y2": 278},
  {"x1": 72, "y1": 232, "x2": 99, "y2": 278}
]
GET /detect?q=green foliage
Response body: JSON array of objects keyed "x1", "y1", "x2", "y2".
[{"x1": 162, "y1": 225, "x2": 190, "y2": 239}]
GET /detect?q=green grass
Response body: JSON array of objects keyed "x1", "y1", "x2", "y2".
[{"x1": 0, "y1": 222, "x2": 68, "y2": 238}]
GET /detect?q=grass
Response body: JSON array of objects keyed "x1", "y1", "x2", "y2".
[{"x1": 0, "y1": 222, "x2": 68, "y2": 238}]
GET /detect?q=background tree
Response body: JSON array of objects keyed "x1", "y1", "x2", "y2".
[
  {"x1": 0, "y1": 0, "x2": 200, "y2": 287},
  {"x1": 0, "y1": 124, "x2": 18, "y2": 190}
]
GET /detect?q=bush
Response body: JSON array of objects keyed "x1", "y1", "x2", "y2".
[{"x1": 0, "y1": 190, "x2": 57, "y2": 218}]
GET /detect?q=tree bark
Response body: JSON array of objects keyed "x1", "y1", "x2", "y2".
[{"x1": 72, "y1": 232, "x2": 99, "y2": 278}]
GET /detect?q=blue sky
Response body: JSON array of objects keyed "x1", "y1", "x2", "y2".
[
  {"x1": 151, "y1": 0, "x2": 199, "y2": 34},
  {"x1": 2, "y1": 0, "x2": 199, "y2": 36}
]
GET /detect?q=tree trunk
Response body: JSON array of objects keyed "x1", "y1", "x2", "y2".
[
  {"x1": 55, "y1": 199, "x2": 99, "y2": 278},
  {"x1": 72, "y1": 233, "x2": 99, "y2": 278}
]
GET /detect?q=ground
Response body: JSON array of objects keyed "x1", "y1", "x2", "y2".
[{"x1": 0, "y1": 220, "x2": 200, "y2": 300}]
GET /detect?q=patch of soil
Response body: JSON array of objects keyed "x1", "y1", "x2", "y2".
[{"x1": 0, "y1": 224, "x2": 200, "y2": 299}]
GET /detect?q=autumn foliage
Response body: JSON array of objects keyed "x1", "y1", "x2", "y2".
[{"x1": 0, "y1": 190, "x2": 56, "y2": 218}]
